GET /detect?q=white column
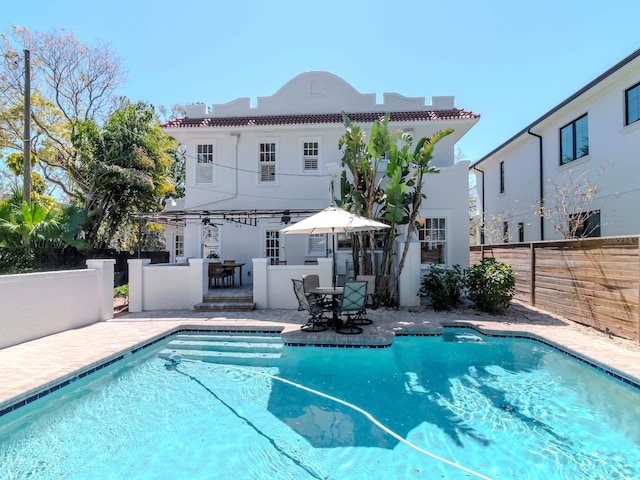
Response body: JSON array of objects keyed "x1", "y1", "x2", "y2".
[
  {"x1": 252, "y1": 258, "x2": 268, "y2": 308},
  {"x1": 86, "y1": 259, "x2": 116, "y2": 320},
  {"x1": 188, "y1": 258, "x2": 207, "y2": 306},
  {"x1": 128, "y1": 259, "x2": 151, "y2": 312},
  {"x1": 397, "y1": 236, "x2": 422, "y2": 307}
]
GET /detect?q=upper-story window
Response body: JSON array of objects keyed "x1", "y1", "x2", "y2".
[
  {"x1": 560, "y1": 114, "x2": 589, "y2": 165},
  {"x1": 499, "y1": 161, "x2": 505, "y2": 193},
  {"x1": 259, "y1": 141, "x2": 277, "y2": 183},
  {"x1": 196, "y1": 143, "x2": 214, "y2": 184},
  {"x1": 302, "y1": 139, "x2": 320, "y2": 171},
  {"x1": 626, "y1": 82, "x2": 640, "y2": 126}
]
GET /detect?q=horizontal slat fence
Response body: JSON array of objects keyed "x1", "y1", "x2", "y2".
[{"x1": 470, "y1": 237, "x2": 640, "y2": 342}]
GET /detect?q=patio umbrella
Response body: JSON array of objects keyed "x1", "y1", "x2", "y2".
[{"x1": 280, "y1": 205, "x2": 390, "y2": 287}]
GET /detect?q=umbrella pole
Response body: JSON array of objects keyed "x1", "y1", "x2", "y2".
[{"x1": 332, "y1": 230, "x2": 337, "y2": 288}]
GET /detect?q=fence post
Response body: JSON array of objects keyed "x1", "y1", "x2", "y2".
[{"x1": 530, "y1": 242, "x2": 536, "y2": 307}]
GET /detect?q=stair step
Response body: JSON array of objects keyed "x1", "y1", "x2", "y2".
[
  {"x1": 194, "y1": 302, "x2": 256, "y2": 312},
  {"x1": 158, "y1": 348, "x2": 281, "y2": 367},
  {"x1": 174, "y1": 333, "x2": 282, "y2": 344},
  {"x1": 203, "y1": 294, "x2": 254, "y2": 303},
  {"x1": 166, "y1": 339, "x2": 283, "y2": 353}
]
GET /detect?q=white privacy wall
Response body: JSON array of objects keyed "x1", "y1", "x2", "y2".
[{"x1": 0, "y1": 259, "x2": 114, "y2": 349}]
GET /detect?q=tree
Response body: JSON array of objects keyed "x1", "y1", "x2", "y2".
[
  {"x1": 1, "y1": 28, "x2": 182, "y2": 252},
  {"x1": 534, "y1": 168, "x2": 605, "y2": 239},
  {"x1": 339, "y1": 113, "x2": 452, "y2": 306},
  {"x1": 72, "y1": 100, "x2": 179, "y2": 248},
  {"x1": 0, "y1": 26, "x2": 126, "y2": 199}
]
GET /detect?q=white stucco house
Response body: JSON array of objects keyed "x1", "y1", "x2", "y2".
[
  {"x1": 470, "y1": 48, "x2": 640, "y2": 244},
  {"x1": 156, "y1": 71, "x2": 479, "y2": 303}
]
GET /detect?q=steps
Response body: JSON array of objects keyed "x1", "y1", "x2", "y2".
[
  {"x1": 194, "y1": 293, "x2": 256, "y2": 312},
  {"x1": 158, "y1": 332, "x2": 283, "y2": 367}
]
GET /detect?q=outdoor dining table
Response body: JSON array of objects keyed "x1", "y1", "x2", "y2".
[
  {"x1": 222, "y1": 262, "x2": 246, "y2": 286},
  {"x1": 309, "y1": 286, "x2": 344, "y2": 328}
]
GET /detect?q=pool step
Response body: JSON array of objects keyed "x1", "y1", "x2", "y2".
[
  {"x1": 158, "y1": 348, "x2": 282, "y2": 367},
  {"x1": 159, "y1": 332, "x2": 284, "y2": 366},
  {"x1": 442, "y1": 330, "x2": 486, "y2": 343}
]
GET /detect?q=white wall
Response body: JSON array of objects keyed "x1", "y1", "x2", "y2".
[
  {"x1": 0, "y1": 260, "x2": 114, "y2": 349},
  {"x1": 128, "y1": 258, "x2": 206, "y2": 312},
  {"x1": 252, "y1": 257, "x2": 333, "y2": 309}
]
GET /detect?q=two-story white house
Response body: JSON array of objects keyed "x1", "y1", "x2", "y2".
[
  {"x1": 160, "y1": 71, "x2": 479, "y2": 286},
  {"x1": 471, "y1": 48, "x2": 640, "y2": 244}
]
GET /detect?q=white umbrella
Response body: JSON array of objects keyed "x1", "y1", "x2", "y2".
[
  {"x1": 281, "y1": 205, "x2": 389, "y2": 286},
  {"x1": 280, "y1": 205, "x2": 389, "y2": 235}
]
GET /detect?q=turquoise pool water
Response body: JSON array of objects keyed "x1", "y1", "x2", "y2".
[{"x1": 0, "y1": 329, "x2": 639, "y2": 479}]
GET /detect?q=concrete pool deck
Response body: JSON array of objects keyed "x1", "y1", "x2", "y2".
[{"x1": 1, "y1": 301, "x2": 640, "y2": 412}]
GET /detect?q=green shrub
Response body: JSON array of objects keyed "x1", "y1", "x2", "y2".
[
  {"x1": 464, "y1": 257, "x2": 515, "y2": 313},
  {"x1": 419, "y1": 264, "x2": 464, "y2": 311},
  {"x1": 114, "y1": 284, "x2": 129, "y2": 299}
]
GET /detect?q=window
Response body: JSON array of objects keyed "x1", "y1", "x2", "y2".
[
  {"x1": 302, "y1": 140, "x2": 319, "y2": 171},
  {"x1": 560, "y1": 114, "x2": 589, "y2": 165},
  {"x1": 196, "y1": 144, "x2": 214, "y2": 184},
  {"x1": 518, "y1": 222, "x2": 524, "y2": 243},
  {"x1": 265, "y1": 230, "x2": 281, "y2": 263},
  {"x1": 307, "y1": 234, "x2": 326, "y2": 256},
  {"x1": 174, "y1": 234, "x2": 184, "y2": 259},
  {"x1": 259, "y1": 141, "x2": 277, "y2": 182},
  {"x1": 626, "y1": 82, "x2": 640, "y2": 126},
  {"x1": 418, "y1": 218, "x2": 446, "y2": 264},
  {"x1": 570, "y1": 210, "x2": 601, "y2": 238},
  {"x1": 499, "y1": 161, "x2": 505, "y2": 193},
  {"x1": 503, "y1": 221, "x2": 509, "y2": 243}
]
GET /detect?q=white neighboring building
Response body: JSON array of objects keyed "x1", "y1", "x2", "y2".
[
  {"x1": 160, "y1": 71, "x2": 479, "y2": 284},
  {"x1": 471, "y1": 48, "x2": 640, "y2": 244}
]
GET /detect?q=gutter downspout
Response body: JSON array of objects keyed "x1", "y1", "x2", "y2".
[
  {"x1": 472, "y1": 166, "x2": 485, "y2": 244},
  {"x1": 527, "y1": 130, "x2": 544, "y2": 241}
]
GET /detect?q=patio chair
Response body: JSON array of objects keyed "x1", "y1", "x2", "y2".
[
  {"x1": 291, "y1": 279, "x2": 329, "y2": 332},
  {"x1": 209, "y1": 262, "x2": 232, "y2": 288},
  {"x1": 334, "y1": 281, "x2": 367, "y2": 335},
  {"x1": 356, "y1": 274, "x2": 377, "y2": 319},
  {"x1": 302, "y1": 274, "x2": 320, "y2": 299}
]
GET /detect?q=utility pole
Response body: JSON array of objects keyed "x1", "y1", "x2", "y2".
[{"x1": 23, "y1": 49, "x2": 31, "y2": 206}]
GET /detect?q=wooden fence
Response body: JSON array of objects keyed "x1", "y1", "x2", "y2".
[{"x1": 470, "y1": 236, "x2": 640, "y2": 342}]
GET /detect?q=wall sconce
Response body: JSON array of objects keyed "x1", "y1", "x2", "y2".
[{"x1": 281, "y1": 210, "x2": 291, "y2": 225}]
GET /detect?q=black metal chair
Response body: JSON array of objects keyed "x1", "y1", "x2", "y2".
[
  {"x1": 335, "y1": 281, "x2": 367, "y2": 335},
  {"x1": 292, "y1": 279, "x2": 329, "y2": 332}
]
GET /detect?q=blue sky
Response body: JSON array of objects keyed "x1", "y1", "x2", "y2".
[{"x1": 3, "y1": 0, "x2": 639, "y2": 162}]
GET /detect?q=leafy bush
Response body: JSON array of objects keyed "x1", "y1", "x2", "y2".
[
  {"x1": 114, "y1": 284, "x2": 129, "y2": 299},
  {"x1": 464, "y1": 257, "x2": 515, "y2": 312},
  {"x1": 419, "y1": 264, "x2": 464, "y2": 311}
]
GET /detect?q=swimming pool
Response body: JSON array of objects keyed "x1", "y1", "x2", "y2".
[{"x1": 0, "y1": 328, "x2": 639, "y2": 479}]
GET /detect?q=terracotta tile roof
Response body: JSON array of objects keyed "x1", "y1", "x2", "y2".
[{"x1": 162, "y1": 109, "x2": 480, "y2": 128}]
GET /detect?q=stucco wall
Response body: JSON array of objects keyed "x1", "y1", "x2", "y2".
[{"x1": 0, "y1": 260, "x2": 114, "y2": 349}]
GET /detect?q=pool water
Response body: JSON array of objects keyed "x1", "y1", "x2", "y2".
[{"x1": 1, "y1": 329, "x2": 639, "y2": 479}]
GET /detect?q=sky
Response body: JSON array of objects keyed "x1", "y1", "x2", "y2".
[{"x1": 3, "y1": 0, "x2": 640, "y2": 163}]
